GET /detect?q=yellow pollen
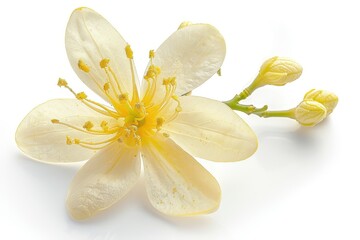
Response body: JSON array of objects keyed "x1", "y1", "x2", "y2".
[
  {"x1": 74, "y1": 138, "x2": 80, "y2": 144},
  {"x1": 100, "y1": 121, "x2": 109, "y2": 131},
  {"x1": 83, "y1": 121, "x2": 94, "y2": 130},
  {"x1": 144, "y1": 65, "x2": 161, "y2": 80},
  {"x1": 163, "y1": 77, "x2": 177, "y2": 86},
  {"x1": 57, "y1": 78, "x2": 68, "y2": 87},
  {"x1": 78, "y1": 60, "x2": 90, "y2": 72},
  {"x1": 170, "y1": 77, "x2": 177, "y2": 86},
  {"x1": 103, "y1": 82, "x2": 110, "y2": 91},
  {"x1": 51, "y1": 119, "x2": 59, "y2": 124},
  {"x1": 76, "y1": 92, "x2": 87, "y2": 100},
  {"x1": 100, "y1": 58, "x2": 110, "y2": 68},
  {"x1": 156, "y1": 117, "x2": 165, "y2": 130},
  {"x1": 119, "y1": 93, "x2": 129, "y2": 102},
  {"x1": 66, "y1": 136, "x2": 73, "y2": 145},
  {"x1": 149, "y1": 50, "x2": 155, "y2": 59},
  {"x1": 125, "y1": 45, "x2": 133, "y2": 59},
  {"x1": 163, "y1": 132, "x2": 170, "y2": 138}
]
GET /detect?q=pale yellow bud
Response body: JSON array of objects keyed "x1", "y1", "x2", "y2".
[
  {"x1": 304, "y1": 89, "x2": 338, "y2": 116},
  {"x1": 255, "y1": 56, "x2": 303, "y2": 87},
  {"x1": 178, "y1": 21, "x2": 192, "y2": 30},
  {"x1": 294, "y1": 100, "x2": 327, "y2": 127}
]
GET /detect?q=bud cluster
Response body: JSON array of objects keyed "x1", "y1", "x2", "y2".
[{"x1": 224, "y1": 56, "x2": 338, "y2": 127}]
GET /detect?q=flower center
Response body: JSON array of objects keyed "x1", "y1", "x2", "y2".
[{"x1": 52, "y1": 46, "x2": 181, "y2": 149}]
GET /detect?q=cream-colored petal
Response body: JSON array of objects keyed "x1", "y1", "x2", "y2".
[
  {"x1": 67, "y1": 142, "x2": 140, "y2": 220},
  {"x1": 65, "y1": 7, "x2": 139, "y2": 101},
  {"x1": 15, "y1": 99, "x2": 117, "y2": 163},
  {"x1": 141, "y1": 24, "x2": 226, "y2": 101},
  {"x1": 162, "y1": 96, "x2": 258, "y2": 162},
  {"x1": 141, "y1": 134, "x2": 221, "y2": 216}
]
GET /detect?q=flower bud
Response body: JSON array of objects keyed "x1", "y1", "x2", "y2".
[
  {"x1": 294, "y1": 100, "x2": 327, "y2": 127},
  {"x1": 304, "y1": 89, "x2": 338, "y2": 116},
  {"x1": 255, "y1": 56, "x2": 303, "y2": 87}
]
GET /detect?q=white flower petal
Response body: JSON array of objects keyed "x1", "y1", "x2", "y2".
[
  {"x1": 66, "y1": 142, "x2": 140, "y2": 220},
  {"x1": 163, "y1": 96, "x2": 258, "y2": 162},
  {"x1": 141, "y1": 134, "x2": 221, "y2": 216},
  {"x1": 141, "y1": 24, "x2": 226, "y2": 100},
  {"x1": 15, "y1": 99, "x2": 116, "y2": 163},
  {"x1": 65, "y1": 7, "x2": 138, "y2": 101}
]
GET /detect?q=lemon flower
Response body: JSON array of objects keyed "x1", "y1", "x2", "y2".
[{"x1": 15, "y1": 8, "x2": 257, "y2": 219}]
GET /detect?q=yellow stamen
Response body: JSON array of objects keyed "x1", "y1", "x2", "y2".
[
  {"x1": 57, "y1": 78, "x2": 68, "y2": 87},
  {"x1": 55, "y1": 120, "x2": 119, "y2": 135},
  {"x1": 125, "y1": 44, "x2": 133, "y2": 59},
  {"x1": 103, "y1": 83, "x2": 110, "y2": 91},
  {"x1": 100, "y1": 121, "x2": 109, "y2": 131},
  {"x1": 149, "y1": 50, "x2": 155, "y2": 59},
  {"x1": 82, "y1": 98, "x2": 119, "y2": 118},
  {"x1": 51, "y1": 119, "x2": 59, "y2": 124},
  {"x1": 156, "y1": 117, "x2": 165, "y2": 131},
  {"x1": 76, "y1": 92, "x2": 87, "y2": 100},
  {"x1": 172, "y1": 95, "x2": 182, "y2": 112},
  {"x1": 100, "y1": 58, "x2": 110, "y2": 68},
  {"x1": 78, "y1": 60, "x2": 90, "y2": 72},
  {"x1": 66, "y1": 136, "x2": 73, "y2": 145},
  {"x1": 119, "y1": 93, "x2": 129, "y2": 103},
  {"x1": 144, "y1": 65, "x2": 161, "y2": 80},
  {"x1": 83, "y1": 121, "x2": 94, "y2": 130}
]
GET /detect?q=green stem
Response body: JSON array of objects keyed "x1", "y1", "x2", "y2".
[
  {"x1": 223, "y1": 83, "x2": 259, "y2": 108},
  {"x1": 224, "y1": 101, "x2": 296, "y2": 119},
  {"x1": 252, "y1": 108, "x2": 295, "y2": 119}
]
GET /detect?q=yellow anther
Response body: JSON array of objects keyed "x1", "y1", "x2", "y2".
[
  {"x1": 76, "y1": 92, "x2": 87, "y2": 100},
  {"x1": 144, "y1": 65, "x2": 161, "y2": 80},
  {"x1": 119, "y1": 93, "x2": 129, "y2": 102},
  {"x1": 78, "y1": 59, "x2": 90, "y2": 73},
  {"x1": 57, "y1": 78, "x2": 68, "y2": 87},
  {"x1": 163, "y1": 78, "x2": 171, "y2": 85},
  {"x1": 74, "y1": 138, "x2": 80, "y2": 144},
  {"x1": 149, "y1": 50, "x2": 155, "y2": 59},
  {"x1": 156, "y1": 117, "x2": 165, "y2": 130},
  {"x1": 100, "y1": 121, "x2": 108, "y2": 131},
  {"x1": 83, "y1": 121, "x2": 94, "y2": 130},
  {"x1": 103, "y1": 82, "x2": 110, "y2": 91},
  {"x1": 125, "y1": 44, "x2": 133, "y2": 59},
  {"x1": 100, "y1": 58, "x2": 110, "y2": 68},
  {"x1": 51, "y1": 119, "x2": 59, "y2": 124},
  {"x1": 66, "y1": 136, "x2": 73, "y2": 145},
  {"x1": 170, "y1": 77, "x2": 177, "y2": 86}
]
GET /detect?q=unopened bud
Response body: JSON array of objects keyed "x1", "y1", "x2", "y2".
[
  {"x1": 255, "y1": 56, "x2": 303, "y2": 87},
  {"x1": 304, "y1": 89, "x2": 338, "y2": 116},
  {"x1": 294, "y1": 100, "x2": 327, "y2": 127}
]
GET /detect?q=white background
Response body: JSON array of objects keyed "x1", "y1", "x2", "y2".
[{"x1": 1, "y1": 0, "x2": 359, "y2": 239}]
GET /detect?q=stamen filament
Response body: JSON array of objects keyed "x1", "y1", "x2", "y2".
[
  {"x1": 53, "y1": 120, "x2": 120, "y2": 135},
  {"x1": 129, "y1": 59, "x2": 140, "y2": 104},
  {"x1": 83, "y1": 99, "x2": 119, "y2": 118},
  {"x1": 76, "y1": 133, "x2": 122, "y2": 146},
  {"x1": 76, "y1": 141, "x2": 114, "y2": 150}
]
